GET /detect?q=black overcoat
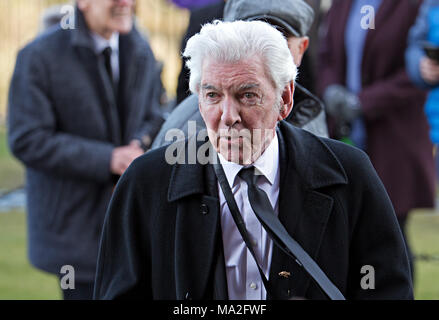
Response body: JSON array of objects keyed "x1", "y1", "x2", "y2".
[{"x1": 94, "y1": 121, "x2": 412, "y2": 299}]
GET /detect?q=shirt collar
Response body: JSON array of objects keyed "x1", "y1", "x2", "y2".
[
  {"x1": 90, "y1": 32, "x2": 119, "y2": 54},
  {"x1": 218, "y1": 133, "x2": 280, "y2": 188}
]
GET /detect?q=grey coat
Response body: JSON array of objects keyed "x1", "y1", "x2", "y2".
[{"x1": 7, "y1": 9, "x2": 164, "y2": 282}]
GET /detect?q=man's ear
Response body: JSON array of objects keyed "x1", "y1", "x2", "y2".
[
  {"x1": 278, "y1": 82, "x2": 294, "y2": 121},
  {"x1": 300, "y1": 36, "x2": 310, "y2": 55},
  {"x1": 290, "y1": 36, "x2": 309, "y2": 67},
  {"x1": 76, "y1": 0, "x2": 88, "y2": 11}
]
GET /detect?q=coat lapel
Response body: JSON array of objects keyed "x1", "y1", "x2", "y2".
[
  {"x1": 168, "y1": 142, "x2": 223, "y2": 299},
  {"x1": 118, "y1": 33, "x2": 141, "y2": 143},
  {"x1": 71, "y1": 8, "x2": 121, "y2": 145},
  {"x1": 361, "y1": 0, "x2": 395, "y2": 75},
  {"x1": 268, "y1": 123, "x2": 347, "y2": 299},
  {"x1": 97, "y1": 58, "x2": 122, "y2": 145},
  {"x1": 118, "y1": 28, "x2": 158, "y2": 143}
]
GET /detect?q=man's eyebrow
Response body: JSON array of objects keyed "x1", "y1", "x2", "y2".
[
  {"x1": 201, "y1": 83, "x2": 260, "y2": 91},
  {"x1": 201, "y1": 84, "x2": 218, "y2": 90},
  {"x1": 238, "y1": 83, "x2": 260, "y2": 90}
]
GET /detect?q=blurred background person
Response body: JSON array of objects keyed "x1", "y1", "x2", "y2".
[
  {"x1": 7, "y1": 0, "x2": 165, "y2": 299},
  {"x1": 317, "y1": 0, "x2": 436, "y2": 284},
  {"x1": 406, "y1": 0, "x2": 439, "y2": 178},
  {"x1": 39, "y1": 4, "x2": 65, "y2": 31}
]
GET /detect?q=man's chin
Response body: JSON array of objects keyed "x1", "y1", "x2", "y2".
[
  {"x1": 111, "y1": 20, "x2": 133, "y2": 34},
  {"x1": 220, "y1": 153, "x2": 247, "y2": 165},
  {"x1": 218, "y1": 148, "x2": 254, "y2": 165}
]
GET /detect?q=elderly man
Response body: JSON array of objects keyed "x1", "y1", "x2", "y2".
[
  {"x1": 94, "y1": 20, "x2": 412, "y2": 300},
  {"x1": 8, "y1": 0, "x2": 165, "y2": 299},
  {"x1": 151, "y1": 0, "x2": 328, "y2": 150}
]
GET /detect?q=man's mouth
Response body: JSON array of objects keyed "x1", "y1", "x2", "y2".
[{"x1": 112, "y1": 8, "x2": 132, "y2": 17}]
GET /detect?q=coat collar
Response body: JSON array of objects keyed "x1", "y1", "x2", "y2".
[
  {"x1": 167, "y1": 122, "x2": 348, "y2": 202},
  {"x1": 71, "y1": 7, "x2": 95, "y2": 50},
  {"x1": 278, "y1": 121, "x2": 348, "y2": 189}
]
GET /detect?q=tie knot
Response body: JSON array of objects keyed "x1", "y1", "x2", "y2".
[
  {"x1": 238, "y1": 166, "x2": 258, "y2": 186},
  {"x1": 102, "y1": 47, "x2": 112, "y2": 58}
]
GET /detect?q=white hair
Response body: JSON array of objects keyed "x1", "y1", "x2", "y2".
[{"x1": 183, "y1": 20, "x2": 297, "y2": 95}]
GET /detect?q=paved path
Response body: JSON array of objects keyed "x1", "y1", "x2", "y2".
[{"x1": 0, "y1": 188, "x2": 26, "y2": 213}]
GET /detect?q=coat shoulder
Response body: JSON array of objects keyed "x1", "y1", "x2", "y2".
[
  {"x1": 320, "y1": 136, "x2": 371, "y2": 168},
  {"x1": 123, "y1": 145, "x2": 173, "y2": 184},
  {"x1": 283, "y1": 121, "x2": 371, "y2": 169},
  {"x1": 19, "y1": 26, "x2": 69, "y2": 57},
  {"x1": 318, "y1": 135, "x2": 376, "y2": 183}
]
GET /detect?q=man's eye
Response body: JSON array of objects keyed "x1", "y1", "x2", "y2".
[
  {"x1": 241, "y1": 92, "x2": 258, "y2": 103},
  {"x1": 206, "y1": 92, "x2": 219, "y2": 99}
]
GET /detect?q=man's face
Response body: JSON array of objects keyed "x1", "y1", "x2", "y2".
[
  {"x1": 78, "y1": 0, "x2": 135, "y2": 39},
  {"x1": 198, "y1": 55, "x2": 292, "y2": 165}
]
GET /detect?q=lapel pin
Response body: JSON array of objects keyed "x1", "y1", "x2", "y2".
[{"x1": 279, "y1": 271, "x2": 291, "y2": 279}]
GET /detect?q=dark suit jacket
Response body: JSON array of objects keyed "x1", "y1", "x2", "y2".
[
  {"x1": 317, "y1": 0, "x2": 435, "y2": 216},
  {"x1": 94, "y1": 121, "x2": 412, "y2": 300},
  {"x1": 7, "y1": 9, "x2": 165, "y2": 282}
]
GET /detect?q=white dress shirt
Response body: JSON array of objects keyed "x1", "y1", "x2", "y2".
[
  {"x1": 91, "y1": 32, "x2": 120, "y2": 84},
  {"x1": 218, "y1": 134, "x2": 280, "y2": 300}
]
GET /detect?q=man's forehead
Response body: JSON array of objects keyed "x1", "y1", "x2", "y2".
[
  {"x1": 200, "y1": 57, "x2": 269, "y2": 90},
  {"x1": 200, "y1": 82, "x2": 261, "y2": 91},
  {"x1": 202, "y1": 55, "x2": 266, "y2": 72}
]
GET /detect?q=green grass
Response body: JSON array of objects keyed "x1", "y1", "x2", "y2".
[
  {"x1": 0, "y1": 126, "x2": 24, "y2": 191},
  {"x1": 408, "y1": 211, "x2": 439, "y2": 300},
  {"x1": 0, "y1": 211, "x2": 61, "y2": 300},
  {"x1": 0, "y1": 209, "x2": 438, "y2": 300}
]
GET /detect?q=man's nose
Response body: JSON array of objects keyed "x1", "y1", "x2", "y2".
[{"x1": 221, "y1": 97, "x2": 241, "y2": 127}]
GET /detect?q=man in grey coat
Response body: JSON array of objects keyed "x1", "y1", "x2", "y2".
[{"x1": 7, "y1": 0, "x2": 165, "y2": 299}]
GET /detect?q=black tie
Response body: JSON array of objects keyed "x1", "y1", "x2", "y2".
[
  {"x1": 102, "y1": 47, "x2": 114, "y2": 89},
  {"x1": 238, "y1": 166, "x2": 278, "y2": 230},
  {"x1": 102, "y1": 46, "x2": 123, "y2": 137}
]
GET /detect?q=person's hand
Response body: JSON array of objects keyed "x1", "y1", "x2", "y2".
[
  {"x1": 323, "y1": 84, "x2": 362, "y2": 124},
  {"x1": 110, "y1": 143, "x2": 144, "y2": 176},
  {"x1": 420, "y1": 57, "x2": 439, "y2": 85}
]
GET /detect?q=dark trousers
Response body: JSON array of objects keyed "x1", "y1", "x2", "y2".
[
  {"x1": 397, "y1": 214, "x2": 415, "y2": 285},
  {"x1": 59, "y1": 279, "x2": 94, "y2": 300}
]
